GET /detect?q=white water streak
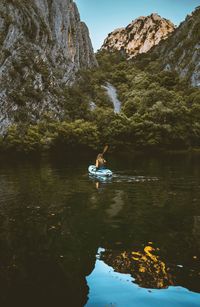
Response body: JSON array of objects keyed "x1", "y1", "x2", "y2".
[{"x1": 103, "y1": 82, "x2": 121, "y2": 113}]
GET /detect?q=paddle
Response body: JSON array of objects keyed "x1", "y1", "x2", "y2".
[{"x1": 102, "y1": 144, "x2": 108, "y2": 155}]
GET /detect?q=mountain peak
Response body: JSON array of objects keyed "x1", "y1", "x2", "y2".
[
  {"x1": 101, "y1": 14, "x2": 175, "y2": 58},
  {"x1": 151, "y1": 12, "x2": 161, "y2": 18}
]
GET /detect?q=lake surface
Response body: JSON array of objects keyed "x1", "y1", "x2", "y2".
[{"x1": 0, "y1": 153, "x2": 200, "y2": 307}]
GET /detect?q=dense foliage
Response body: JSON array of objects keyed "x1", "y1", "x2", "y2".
[{"x1": 1, "y1": 50, "x2": 200, "y2": 153}]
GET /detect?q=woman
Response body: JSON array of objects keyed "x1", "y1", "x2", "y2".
[{"x1": 95, "y1": 153, "x2": 106, "y2": 170}]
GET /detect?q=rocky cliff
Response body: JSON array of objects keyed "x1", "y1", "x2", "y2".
[
  {"x1": 0, "y1": 0, "x2": 97, "y2": 133},
  {"x1": 151, "y1": 7, "x2": 200, "y2": 87},
  {"x1": 101, "y1": 13, "x2": 175, "y2": 58}
]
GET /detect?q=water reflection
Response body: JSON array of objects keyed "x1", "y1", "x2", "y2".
[
  {"x1": 193, "y1": 216, "x2": 200, "y2": 246},
  {"x1": 100, "y1": 244, "x2": 173, "y2": 289},
  {"x1": 106, "y1": 190, "x2": 124, "y2": 218},
  {"x1": 0, "y1": 154, "x2": 200, "y2": 306},
  {"x1": 86, "y1": 248, "x2": 200, "y2": 307}
]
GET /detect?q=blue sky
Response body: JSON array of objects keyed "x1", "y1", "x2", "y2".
[{"x1": 75, "y1": 0, "x2": 200, "y2": 51}]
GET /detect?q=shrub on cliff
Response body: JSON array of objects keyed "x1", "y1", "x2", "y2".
[
  {"x1": 4, "y1": 125, "x2": 42, "y2": 152},
  {"x1": 51, "y1": 120, "x2": 100, "y2": 150},
  {"x1": 3, "y1": 120, "x2": 100, "y2": 153}
]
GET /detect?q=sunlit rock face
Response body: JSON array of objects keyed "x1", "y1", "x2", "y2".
[
  {"x1": 0, "y1": 0, "x2": 97, "y2": 133},
  {"x1": 101, "y1": 13, "x2": 175, "y2": 58},
  {"x1": 152, "y1": 7, "x2": 200, "y2": 87}
]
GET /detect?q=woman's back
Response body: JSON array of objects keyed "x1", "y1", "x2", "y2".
[{"x1": 96, "y1": 154, "x2": 106, "y2": 169}]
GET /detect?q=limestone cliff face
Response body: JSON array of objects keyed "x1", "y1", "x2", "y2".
[
  {"x1": 101, "y1": 13, "x2": 175, "y2": 58},
  {"x1": 152, "y1": 7, "x2": 200, "y2": 87},
  {"x1": 0, "y1": 0, "x2": 97, "y2": 133}
]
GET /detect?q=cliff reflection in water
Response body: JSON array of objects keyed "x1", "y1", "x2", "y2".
[
  {"x1": 0, "y1": 159, "x2": 98, "y2": 307},
  {"x1": 101, "y1": 244, "x2": 173, "y2": 289},
  {"x1": 86, "y1": 247, "x2": 200, "y2": 307},
  {"x1": 0, "y1": 154, "x2": 200, "y2": 306}
]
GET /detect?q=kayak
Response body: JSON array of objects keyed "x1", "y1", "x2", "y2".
[{"x1": 88, "y1": 165, "x2": 113, "y2": 177}]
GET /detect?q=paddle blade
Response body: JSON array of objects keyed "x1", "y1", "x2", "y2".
[{"x1": 102, "y1": 145, "x2": 109, "y2": 154}]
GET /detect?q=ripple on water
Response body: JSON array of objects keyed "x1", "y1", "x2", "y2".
[{"x1": 112, "y1": 174, "x2": 159, "y2": 183}]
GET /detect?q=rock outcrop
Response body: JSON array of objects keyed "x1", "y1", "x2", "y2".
[
  {"x1": 101, "y1": 13, "x2": 175, "y2": 58},
  {"x1": 152, "y1": 7, "x2": 200, "y2": 87},
  {"x1": 0, "y1": 0, "x2": 97, "y2": 133}
]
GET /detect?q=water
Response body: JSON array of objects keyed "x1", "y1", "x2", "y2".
[
  {"x1": 0, "y1": 153, "x2": 200, "y2": 307},
  {"x1": 102, "y1": 82, "x2": 121, "y2": 113}
]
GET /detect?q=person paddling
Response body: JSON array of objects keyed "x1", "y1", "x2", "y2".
[
  {"x1": 96, "y1": 153, "x2": 106, "y2": 170},
  {"x1": 95, "y1": 145, "x2": 108, "y2": 170}
]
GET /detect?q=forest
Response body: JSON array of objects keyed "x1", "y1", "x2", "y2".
[{"x1": 1, "y1": 50, "x2": 200, "y2": 153}]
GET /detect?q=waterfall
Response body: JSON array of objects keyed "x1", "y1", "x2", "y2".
[{"x1": 102, "y1": 82, "x2": 121, "y2": 113}]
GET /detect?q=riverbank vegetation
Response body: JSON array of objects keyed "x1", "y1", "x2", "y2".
[{"x1": 1, "y1": 50, "x2": 200, "y2": 153}]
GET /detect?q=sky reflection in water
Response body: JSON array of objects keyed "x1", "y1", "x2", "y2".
[{"x1": 86, "y1": 248, "x2": 200, "y2": 307}]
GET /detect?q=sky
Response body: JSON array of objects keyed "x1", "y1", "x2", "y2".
[{"x1": 75, "y1": 0, "x2": 200, "y2": 51}]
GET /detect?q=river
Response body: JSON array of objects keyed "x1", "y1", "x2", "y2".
[{"x1": 0, "y1": 153, "x2": 200, "y2": 306}]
